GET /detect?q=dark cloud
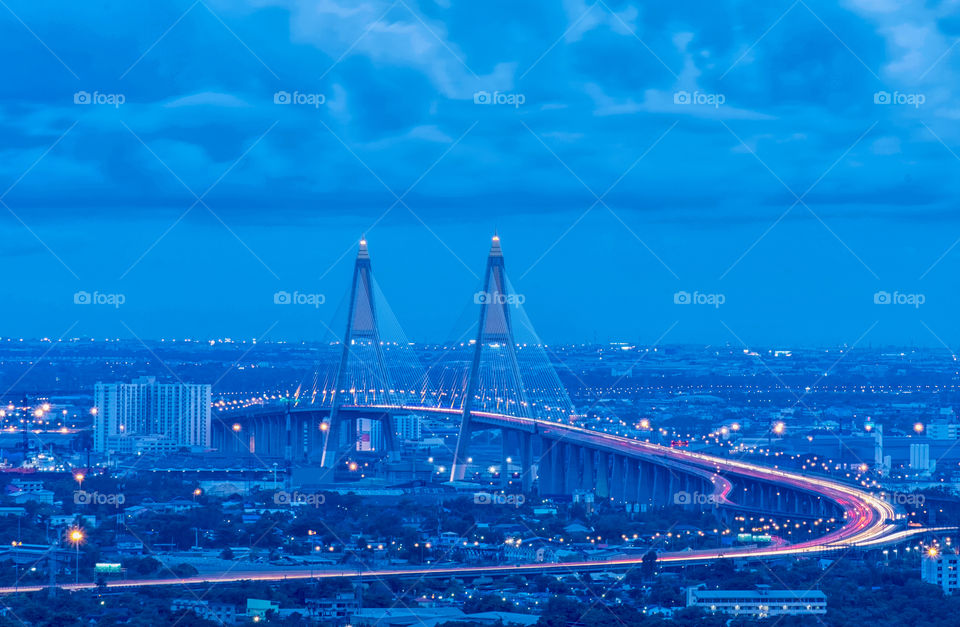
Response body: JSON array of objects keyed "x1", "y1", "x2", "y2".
[{"x1": 2, "y1": 0, "x2": 960, "y2": 344}]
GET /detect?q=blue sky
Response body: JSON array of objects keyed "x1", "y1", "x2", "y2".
[{"x1": 3, "y1": 0, "x2": 960, "y2": 347}]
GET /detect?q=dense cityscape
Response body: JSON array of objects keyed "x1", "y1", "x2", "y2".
[{"x1": 1, "y1": 328, "x2": 959, "y2": 625}]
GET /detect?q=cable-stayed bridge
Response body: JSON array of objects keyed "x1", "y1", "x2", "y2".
[
  {"x1": 211, "y1": 236, "x2": 921, "y2": 562},
  {"x1": 0, "y1": 236, "x2": 940, "y2": 597}
]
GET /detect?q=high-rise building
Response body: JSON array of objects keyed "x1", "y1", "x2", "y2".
[
  {"x1": 94, "y1": 376, "x2": 211, "y2": 453},
  {"x1": 394, "y1": 414, "x2": 423, "y2": 441},
  {"x1": 357, "y1": 418, "x2": 383, "y2": 452},
  {"x1": 909, "y1": 443, "x2": 931, "y2": 472}
]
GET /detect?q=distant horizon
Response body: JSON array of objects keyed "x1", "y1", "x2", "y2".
[{"x1": 2, "y1": 335, "x2": 958, "y2": 353}]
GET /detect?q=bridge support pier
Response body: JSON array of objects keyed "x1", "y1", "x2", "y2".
[
  {"x1": 625, "y1": 458, "x2": 639, "y2": 506},
  {"x1": 520, "y1": 432, "x2": 534, "y2": 494},
  {"x1": 537, "y1": 442, "x2": 558, "y2": 496},
  {"x1": 611, "y1": 455, "x2": 625, "y2": 503},
  {"x1": 580, "y1": 448, "x2": 594, "y2": 492},
  {"x1": 563, "y1": 444, "x2": 579, "y2": 495},
  {"x1": 660, "y1": 465, "x2": 674, "y2": 505}
]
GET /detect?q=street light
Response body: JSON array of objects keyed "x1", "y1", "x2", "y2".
[
  {"x1": 69, "y1": 528, "x2": 84, "y2": 584},
  {"x1": 11, "y1": 541, "x2": 21, "y2": 593}
]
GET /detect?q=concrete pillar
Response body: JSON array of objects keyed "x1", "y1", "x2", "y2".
[
  {"x1": 648, "y1": 462, "x2": 658, "y2": 505},
  {"x1": 501, "y1": 431, "x2": 512, "y2": 490},
  {"x1": 625, "y1": 459, "x2": 639, "y2": 505},
  {"x1": 563, "y1": 444, "x2": 580, "y2": 495},
  {"x1": 553, "y1": 443, "x2": 565, "y2": 495},
  {"x1": 580, "y1": 448, "x2": 595, "y2": 492},
  {"x1": 595, "y1": 452, "x2": 610, "y2": 499},
  {"x1": 266, "y1": 416, "x2": 272, "y2": 455},
  {"x1": 275, "y1": 414, "x2": 283, "y2": 457},
  {"x1": 263, "y1": 416, "x2": 277, "y2": 456},
  {"x1": 611, "y1": 455, "x2": 625, "y2": 502},
  {"x1": 262, "y1": 416, "x2": 270, "y2": 456},
  {"x1": 383, "y1": 413, "x2": 400, "y2": 463},
  {"x1": 661, "y1": 466, "x2": 673, "y2": 505},
  {"x1": 520, "y1": 432, "x2": 534, "y2": 494},
  {"x1": 537, "y1": 440, "x2": 557, "y2": 496}
]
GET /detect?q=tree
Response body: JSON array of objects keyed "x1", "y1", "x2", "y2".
[
  {"x1": 536, "y1": 596, "x2": 584, "y2": 627},
  {"x1": 172, "y1": 563, "x2": 198, "y2": 577},
  {"x1": 641, "y1": 549, "x2": 658, "y2": 578},
  {"x1": 132, "y1": 556, "x2": 161, "y2": 575},
  {"x1": 463, "y1": 593, "x2": 513, "y2": 613}
]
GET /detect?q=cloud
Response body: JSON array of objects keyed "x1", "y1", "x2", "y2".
[
  {"x1": 164, "y1": 92, "x2": 252, "y2": 108},
  {"x1": 0, "y1": 0, "x2": 956, "y2": 226}
]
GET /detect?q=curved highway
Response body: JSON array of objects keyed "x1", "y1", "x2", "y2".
[
  {"x1": 398, "y1": 405, "x2": 906, "y2": 557},
  {"x1": 1, "y1": 405, "x2": 941, "y2": 595}
]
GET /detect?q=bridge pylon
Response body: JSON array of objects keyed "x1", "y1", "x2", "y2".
[
  {"x1": 450, "y1": 234, "x2": 529, "y2": 482},
  {"x1": 320, "y1": 238, "x2": 401, "y2": 468}
]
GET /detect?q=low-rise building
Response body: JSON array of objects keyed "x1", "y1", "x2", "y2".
[
  {"x1": 307, "y1": 592, "x2": 359, "y2": 623},
  {"x1": 686, "y1": 586, "x2": 827, "y2": 617},
  {"x1": 6, "y1": 479, "x2": 54, "y2": 505},
  {"x1": 247, "y1": 598, "x2": 279, "y2": 620},
  {"x1": 171, "y1": 599, "x2": 238, "y2": 624}
]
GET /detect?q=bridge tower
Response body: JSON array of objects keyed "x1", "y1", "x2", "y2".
[
  {"x1": 450, "y1": 234, "x2": 529, "y2": 481},
  {"x1": 321, "y1": 238, "x2": 400, "y2": 468}
]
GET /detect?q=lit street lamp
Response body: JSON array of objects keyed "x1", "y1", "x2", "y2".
[{"x1": 69, "y1": 528, "x2": 84, "y2": 584}]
